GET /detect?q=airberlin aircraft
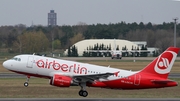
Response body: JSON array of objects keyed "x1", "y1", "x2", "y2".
[{"x1": 2, "y1": 47, "x2": 180, "y2": 97}]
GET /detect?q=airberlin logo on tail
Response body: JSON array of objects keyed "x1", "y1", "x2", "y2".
[
  {"x1": 158, "y1": 58, "x2": 170, "y2": 69},
  {"x1": 154, "y1": 51, "x2": 177, "y2": 74}
]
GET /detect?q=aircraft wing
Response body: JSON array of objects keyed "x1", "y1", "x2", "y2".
[{"x1": 72, "y1": 72, "x2": 117, "y2": 83}]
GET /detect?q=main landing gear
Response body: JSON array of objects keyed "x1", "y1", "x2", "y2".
[
  {"x1": 24, "y1": 76, "x2": 30, "y2": 87},
  {"x1": 78, "y1": 83, "x2": 88, "y2": 97}
]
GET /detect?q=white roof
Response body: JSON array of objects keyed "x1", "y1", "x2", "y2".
[{"x1": 64, "y1": 39, "x2": 139, "y2": 56}]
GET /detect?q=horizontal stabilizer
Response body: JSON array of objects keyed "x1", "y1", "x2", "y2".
[{"x1": 151, "y1": 80, "x2": 176, "y2": 84}]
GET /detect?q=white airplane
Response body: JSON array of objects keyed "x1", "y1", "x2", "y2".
[
  {"x1": 111, "y1": 50, "x2": 122, "y2": 59},
  {"x1": 111, "y1": 39, "x2": 122, "y2": 59},
  {"x1": 3, "y1": 47, "x2": 179, "y2": 97}
]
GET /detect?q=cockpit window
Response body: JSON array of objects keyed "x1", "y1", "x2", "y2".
[
  {"x1": 18, "y1": 58, "x2": 21, "y2": 61},
  {"x1": 11, "y1": 57, "x2": 21, "y2": 61}
]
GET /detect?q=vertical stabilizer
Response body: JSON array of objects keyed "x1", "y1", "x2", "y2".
[{"x1": 139, "y1": 47, "x2": 180, "y2": 79}]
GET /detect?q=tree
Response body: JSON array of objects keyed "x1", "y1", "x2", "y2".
[
  {"x1": 53, "y1": 39, "x2": 61, "y2": 49},
  {"x1": 116, "y1": 45, "x2": 119, "y2": 50},
  {"x1": 67, "y1": 46, "x2": 71, "y2": 57},
  {"x1": 69, "y1": 33, "x2": 84, "y2": 46},
  {"x1": 13, "y1": 35, "x2": 23, "y2": 53},
  {"x1": 146, "y1": 22, "x2": 153, "y2": 29},
  {"x1": 13, "y1": 31, "x2": 49, "y2": 53},
  {"x1": 122, "y1": 45, "x2": 127, "y2": 57},
  {"x1": 68, "y1": 45, "x2": 78, "y2": 57},
  {"x1": 139, "y1": 22, "x2": 145, "y2": 29},
  {"x1": 1, "y1": 22, "x2": 180, "y2": 55},
  {"x1": 154, "y1": 30, "x2": 173, "y2": 52}
]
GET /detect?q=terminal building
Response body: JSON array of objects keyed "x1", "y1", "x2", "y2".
[{"x1": 64, "y1": 39, "x2": 157, "y2": 56}]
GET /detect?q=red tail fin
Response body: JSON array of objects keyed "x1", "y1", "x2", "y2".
[{"x1": 139, "y1": 47, "x2": 180, "y2": 79}]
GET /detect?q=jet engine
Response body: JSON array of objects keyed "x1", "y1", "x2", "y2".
[{"x1": 50, "y1": 74, "x2": 72, "y2": 87}]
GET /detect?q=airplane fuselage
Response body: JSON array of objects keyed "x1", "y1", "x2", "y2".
[{"x1": 4, "y1": 54, "x2": 177, "y2": 90}]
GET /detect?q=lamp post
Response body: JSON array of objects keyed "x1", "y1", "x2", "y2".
[{"x1": 173, "y1": 18, "x2": 178, "y2": 47}]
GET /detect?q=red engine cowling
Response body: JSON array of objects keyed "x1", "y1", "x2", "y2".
[{"x1": 50, "y1": 74, "x2": 72, "y2": 87}]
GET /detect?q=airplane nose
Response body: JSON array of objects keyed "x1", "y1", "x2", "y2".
[{"x1": 3, "y1": 61, "x2": 9, "y2": 69}]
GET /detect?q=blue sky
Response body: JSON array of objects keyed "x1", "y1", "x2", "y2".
[{"x1": 0, "y1": 0, "x2": 179, "y2": 26}]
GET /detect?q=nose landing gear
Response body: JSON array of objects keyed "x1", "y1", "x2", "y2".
[
  {"x1": 24, "y1": 76, "x2": 30, "y2": 87},
  {"x1": 24, "y1": 82, "x2": 28, "y2": 87}
]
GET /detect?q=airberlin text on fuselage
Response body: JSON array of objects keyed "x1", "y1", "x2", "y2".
[{"x1": 36, "y1": 59, "x2": 87, "y2": 74}]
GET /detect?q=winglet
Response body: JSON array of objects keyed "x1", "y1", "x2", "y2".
[{"x1": 114, "y1": 71, "x2": 120, "y2": 77}]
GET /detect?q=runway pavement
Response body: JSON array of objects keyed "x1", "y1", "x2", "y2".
[
  {"x1": 0, "y1": 73, "x2": 179, "y2": 78},
  {"x1": 0, "y1": 98, "x2": 180, "y2": 101}
]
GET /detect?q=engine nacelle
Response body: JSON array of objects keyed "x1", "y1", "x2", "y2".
[{"x1": 50, "y1": 74, "x2": 72, "y2": 87}]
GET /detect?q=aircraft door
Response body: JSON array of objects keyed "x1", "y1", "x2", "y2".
[
  {"x1": 134, "y1": 74, "x2": 141, "y2": 85},
  {"x1": 27, "y1": 56, "x2": 34, "y2": 68}
]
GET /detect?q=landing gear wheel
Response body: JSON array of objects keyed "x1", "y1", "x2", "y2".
[
  {"x1": 78, "y1": 90, "x2": 88, "y2": 97},
  {"x1": 82, "y1": 91, "x2": 88, "y2": 97},
  {"x1": 24, "y1": 82, "x2": 28, "y2": 87},
  {"x1": 79, "y1": 82, "x2": 88, "y2": 97},
  {"x1": 24, "y1": 75, "x2": 30, "y2": 87},
  {"x1": 79, "y1": 90, "x2": 83, "y2": 96}
]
